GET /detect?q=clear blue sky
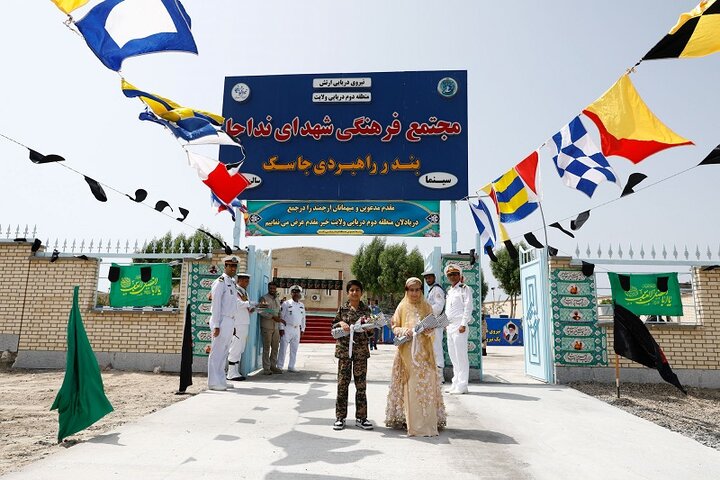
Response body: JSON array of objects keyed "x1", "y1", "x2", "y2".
[{"x1": 1, "y1": 1, "x2": 718, "y2": 291}]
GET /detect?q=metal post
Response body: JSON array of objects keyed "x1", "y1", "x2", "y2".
[
  {"x1": 476, "y1": 232, "x2": 484, "y2": 373},
  {"x1": 450, "y1": 200, "x2": 458, "y2": 253},
  {"x1": 233, "y1": 206, "x2": 242, "y2": 248}
]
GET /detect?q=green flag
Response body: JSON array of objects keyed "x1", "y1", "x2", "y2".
[
  {"x1": 608, "y1": 272, "x2": 683, "y2": 316},
  {"x1": 51, "y1": 287, "x2": 113, "y2": 442},
  {"x1": 109, "y1": 263, "x2": 172, "y2": 307}
]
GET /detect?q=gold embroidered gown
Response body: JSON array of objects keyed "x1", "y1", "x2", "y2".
[{"x1": 385, "y1": 299, "x2": 446, "y2": 436}]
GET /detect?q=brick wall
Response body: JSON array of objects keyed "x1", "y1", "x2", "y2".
[
  {"x1": 0, "y1": 241, "x2": 247, "y2": 371},
  {"x1": 549, "y1": 257, "x2": 719, "y2": 386}
]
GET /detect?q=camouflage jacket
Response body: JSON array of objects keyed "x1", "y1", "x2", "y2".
[{"x1": 332, "y1": 301, "x2": 372, "y2": 359}]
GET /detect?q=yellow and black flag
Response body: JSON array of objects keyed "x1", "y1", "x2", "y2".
[{"x1": 644, "y1": 0, "x2": 720, "y2": 60}]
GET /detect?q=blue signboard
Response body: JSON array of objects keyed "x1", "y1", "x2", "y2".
[
  {"x1": 220, "y1": 71, "x2": 468, "y2": 200},
  {"x1": 486, "y1": 317, "x2": 524, "y2": 346},
  {"x1": 246, "y1": 200, "x2": 439, "y2": 237}
]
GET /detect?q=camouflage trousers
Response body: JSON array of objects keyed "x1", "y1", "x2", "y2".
[{"x1": 335, "y1": 357, "x2": 368, "y2": 420}]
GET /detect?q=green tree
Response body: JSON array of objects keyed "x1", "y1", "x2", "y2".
[
  {"x1": 376, "y1": 244, "x2": 425, "y2": 306},
  {"x1": 488, "y1": 243, "x2": 524, "y2": 317},
  {"x1": 377, "y1": 243, "x2": 408, "y2": 305},
  {"x1": 135, "y1": 229, "x2": 226, "y2": 283},
  {"x1": 351, "y1": 237, "x2": 385, "y2": 299}
]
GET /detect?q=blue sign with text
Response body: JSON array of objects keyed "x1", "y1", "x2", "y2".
[
  {"x1": 220, "y1": 70, "x2": 468, "y2": 200},
  {"x1": 246, "y1": 200, "x2": 439, "y2": 237}
]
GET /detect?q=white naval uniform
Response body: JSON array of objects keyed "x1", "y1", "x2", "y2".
[
  {"x1": 227, "y1": 286, "x2": 254, "y2": 378},
  {"x1": 208, "y1": 273, "x2": 238, "y2": 389},
  {"x1": 426, "y1": 283, "x2": 446, "y2": 370},
  {"x1": 277, "y1": 299, "x2": 306, "y2": 371},
  {"x1": 445, "y1": 282, "x2": 474, "y2": 393}
]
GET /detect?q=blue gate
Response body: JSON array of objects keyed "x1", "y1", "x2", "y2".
[
  {"x1": 240, "y1": 245, "x2": 272, "y2": 375},
  {"x1": 520, "y1": 247, "x2": 554, "y2": 383}
]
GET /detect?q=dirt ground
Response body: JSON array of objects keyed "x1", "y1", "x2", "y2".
[
  {"x1": 0, "y1": 368, "x2": 200, "y2": 476},
  {"x1": 570, "y1": 382, "x2": 720, "y2": 451}
]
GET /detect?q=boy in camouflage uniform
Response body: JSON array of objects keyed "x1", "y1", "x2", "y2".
[{"x1": 332, "y1": 279, "x2": 373, "y2": 431}]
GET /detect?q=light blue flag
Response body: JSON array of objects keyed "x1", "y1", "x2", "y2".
[{"x1": 76, "y1": 0, "x2": 197, "y2": 71}]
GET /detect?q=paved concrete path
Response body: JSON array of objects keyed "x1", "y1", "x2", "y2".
[{"x1": 4, "y1": 345, "x2": 720, "y2": 479}]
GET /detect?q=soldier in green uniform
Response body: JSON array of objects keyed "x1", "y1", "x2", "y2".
[{"x1": 332, "y1": 279, "x2": 374, "y2": 431}]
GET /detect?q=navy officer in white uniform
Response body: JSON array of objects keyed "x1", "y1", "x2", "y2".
[
  {"x1": 207, "y1": 255, "x2": 239, "y2": 391},
  {"x1": 277, "y1": 285, "x2": 306, "y2": 372}
]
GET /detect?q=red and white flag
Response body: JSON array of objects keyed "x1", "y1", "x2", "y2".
[{"x1": 187, "y1": 152, "x2": 250, "y2": 204}]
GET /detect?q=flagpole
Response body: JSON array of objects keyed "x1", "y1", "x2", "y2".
[
  {"x1": 537, "y1": 202, "x2": 550, "y2": 254},
  {"x1": 615, "y1": 353, "x2": 621, "y2": 398}
]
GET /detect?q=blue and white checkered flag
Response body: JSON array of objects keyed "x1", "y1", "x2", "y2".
[{"x1": 551, "y1": 116, "x2": 621, "y2": 198}]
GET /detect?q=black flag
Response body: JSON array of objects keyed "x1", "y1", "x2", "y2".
[
  {"x1": 126, "y1": 189, "x2": 148, "y2": 202},
  {"x1": 84, "y1": 176, "x2": 108, "y2": 202},
  {"x1": 523, "y1": 232, "x2": 545, "y2": 249},
  {"x1": 621, "y1": 173, "x2": 648, "y2": 197},
  {"x1": 550, "y1": 222, "x2": 575, "y2": 238},
  {"x1": 698, "y1": 145, "x2": 720, "y2": 166},
  {"x1": 177, "y1": 305, "x2": 194, "y2": 394},
  {"x1": 613, "y1": 304, "x2": 687, "y2": 394},
  {"x1": 570, "y1": 210, "x2": 590, "y2": 231}
]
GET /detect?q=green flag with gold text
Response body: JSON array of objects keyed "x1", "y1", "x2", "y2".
[
  {"x1": 608, "y1": 272, "x2": 683, "y2": 316},
  {"x1": 109, "y1": 263, "x2": 172, "y2": 307}
]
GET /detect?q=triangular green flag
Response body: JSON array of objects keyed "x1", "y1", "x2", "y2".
[{"x1": 51, "y1": 286, "x2": 113, "y2": 442}]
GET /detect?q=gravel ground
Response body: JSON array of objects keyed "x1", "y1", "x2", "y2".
[
  {"x1": 570, "y1": 382, "x2": 720, "y2": 451},
  {"x1": 0, "y1": 368, "x2": 200, "y2": 476}
]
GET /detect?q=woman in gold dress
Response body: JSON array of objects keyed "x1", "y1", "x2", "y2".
[{"x1": 385, "y1": 277, "x2": 446, "y2": 436}]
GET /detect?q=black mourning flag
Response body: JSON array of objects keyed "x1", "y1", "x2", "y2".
[
  {"x1": 570, "y1": 210, "x2": 590, "y2": 231},
  {"x1": 126, "y1": 189, "x2": 148, "y2": 202},
  {"x1": 698, "y1": 145, "x2": 720, "y2": 166},
  {"x1": 523, "y1": 232, "x2": 545, "y2": 249},
  {"x1": 550, "y1": 222, "x2": 575, "y2": 238},
  {"x1": 155, "y1": 200, "x2": 173, "y2": 213},
  {"x1": 621, "y1": 173, "x2": 648, "y2": 197},
  {"x1": 29, "y1": 149, "x2": 65, "y2": 164},
  {"x1": 177, "y1": 304, "x2": 194, "y2": 394},
  {"x1": 84, "y1": 176, "x2": 108, "y2": 202},
  {"x1": 504, "y1": 240, "x2": 518, "y2": 260},
  {"x1": 613, "y1": 304, "x2": 687, "y2": 394}
]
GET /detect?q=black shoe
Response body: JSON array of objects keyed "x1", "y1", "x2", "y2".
[
  {"x1": 356, "y1": 418, "x2": 373, "y2": 430},
  {"x1": 229, "y1": 375, "x2": 246, "y2": 381},
  {"x1": 333, "y1": 418, "x2": 345, "y2": 431}
]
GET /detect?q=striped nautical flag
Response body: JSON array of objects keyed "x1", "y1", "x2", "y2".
[
  {"x1": 75, "y1": 0, "x2": 198, "y2": 71},
  {"x1": 644, "y1": 0, "x2": 720, "y2": 60},
  {"x1": 482, "y1": 150, "x2": 540, "y2": 223},
  {"x1": 468, "y1": 198, "x2": 497, "y2": 249},
  {"x1": 122, "y1": 80, "x2": 223, "y2": 126},
  {"x1": 122, "y1": 80, "x2": 241, "y2": 147},
  {"x1": 551, "y1": 116, "x2": 621, "y2": 198}
]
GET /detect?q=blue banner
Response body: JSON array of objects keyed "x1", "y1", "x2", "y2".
[
  {"x1": 221, "y1": 70, "x2": 468, "y2": 200},
  {"x1": 486, "y1": 317, "x2": 524, "y2": 346},
  {"x1": 246, "y1": 200, "x2": 439, "y2": 237}
]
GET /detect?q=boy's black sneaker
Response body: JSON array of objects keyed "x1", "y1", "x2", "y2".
[
  {"x1": 333, "y1": 418, "x2": 345, "y2": 431},
  {"x1": 355, "y1": 418, "x2": 373, "y2": 430}
]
